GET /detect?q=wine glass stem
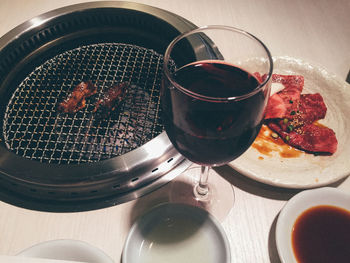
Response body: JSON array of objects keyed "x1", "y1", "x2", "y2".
[{"x1": 195, "y1": 165, "x2": 210, "y2": 198}]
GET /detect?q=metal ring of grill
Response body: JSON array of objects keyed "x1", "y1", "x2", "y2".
[{"x1": 4, "y1": 43, "x2": 164, "y2": 164}]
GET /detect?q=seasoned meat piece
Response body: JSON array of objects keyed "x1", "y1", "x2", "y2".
[
  {"x1": 58, "y1": 81, "x2": 97, "y2": 113},
  {"x1": 268, "y1": 121, "x2": 337, "y2": 154},
  {"x1": 264, "y1": 74, "x2": 337, "y2": 155},
  {"x1": 93, "y1": 82, "x2": 128, "y2": 118},
  {"x1": 265, "y1": 74, "x2": 304, "y2": 119},
  {"x1": 273, "y1": 93, "x2": 328, "y2": 131},
  {"x1": 298, "y1": 93, "x2": 327, "y2": 123}
]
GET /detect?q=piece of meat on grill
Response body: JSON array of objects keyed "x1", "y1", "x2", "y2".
[
  {"x1": 93, "y1": 82, "x2": 128, "y2": 118},
  {"x1": 58, "y1": 81, "x2": 97, "y2": 113}
]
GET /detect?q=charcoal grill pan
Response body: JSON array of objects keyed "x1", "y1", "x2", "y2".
[{"x1": 0, "y1": 2, "x2": 200, "y2": 212}]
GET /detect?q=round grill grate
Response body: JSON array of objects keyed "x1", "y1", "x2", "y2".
[{"x1": 3, "y1": 43, "x2": 164, "y2": 164}]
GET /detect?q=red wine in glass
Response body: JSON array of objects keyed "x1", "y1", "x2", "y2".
[
  {"x1": 161, "y1": 25, "x2": 272, "y2": 220},
  {"x1": 162, "y1": 60, "x2": 267, "y2": 167}
]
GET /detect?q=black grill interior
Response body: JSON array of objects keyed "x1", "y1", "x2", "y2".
[{"x1": 3, "y1": 43, "x2": 164, "y2": 164}]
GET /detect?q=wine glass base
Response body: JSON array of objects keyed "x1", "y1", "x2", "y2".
[{"x1": 169, "y1": 166, "x2": 235, "y2": 221}]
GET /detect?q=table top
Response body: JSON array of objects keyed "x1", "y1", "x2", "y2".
[{"x1": 0, "y1": 0, "x2": 349, "y2": 262}]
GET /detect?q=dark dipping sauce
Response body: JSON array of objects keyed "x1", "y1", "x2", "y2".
[{"x1": 292, "y1": 205, "x2": 350, "y2": 263}]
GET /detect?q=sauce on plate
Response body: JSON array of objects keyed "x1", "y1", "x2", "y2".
[
  {"x1": 252, "y1": 125, "x2": 303, "y2": 158},
  {"x1": 292, "y1": 205, "x2": 350, "y2": 263}
]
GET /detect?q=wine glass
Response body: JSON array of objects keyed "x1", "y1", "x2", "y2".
[{"x1": 161, "y1": 25, "x2": 273, "y2": 219}]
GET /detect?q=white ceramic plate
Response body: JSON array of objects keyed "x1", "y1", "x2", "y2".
[
  {"x1": 229, "y1": 56, "x2": 350, "y2": 188},
  {"x1": 122, "y1": 203, "x2": 230, "y2": 263},
  {"x1": 17, "y1": 239, "x2": 113, "y2": 263},
  {"x1": 275, "y1": 187, "x2": 350, "y2": 263}
]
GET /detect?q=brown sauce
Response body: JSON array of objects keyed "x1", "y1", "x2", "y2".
[
  {"x1": 292, "y1": 205, "x2": 350, "y2": 263},
  {"x1": 314, "y1": 121, "x2": 326, "y2": 128},
  {"x1": 252, "y1": 125, "x2": 303, "y2": 158}
]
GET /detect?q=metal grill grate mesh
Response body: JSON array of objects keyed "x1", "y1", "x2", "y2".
[{"x1": 3, "y1": 43, "x2": 165, "y2": 164}]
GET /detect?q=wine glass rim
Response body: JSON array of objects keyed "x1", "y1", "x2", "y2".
[{"x1": 163, "y1": 25, "x2": 273, "y2": 102}]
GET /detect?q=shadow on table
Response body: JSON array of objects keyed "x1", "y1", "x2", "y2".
[
  {"x1": 214, "y1": 165, "x2": 347, "y2": 201},
  {"x1": 268, "y1": 213, "x2": 282, "y2": 263},
  {"x1": 214, "y1": 165, "x2": 299, "y2": 201},
  {"x1": 126, "y1": 180, "x2": 175, "y2": 229},
  {"x1": 127, "y1": 177, "x2": 210, "y2": 227},
  {"x1": 125, "y1": 163, "x2": 299, "y2": 232},
  {"x1": 126, "y1": 164, "x2": 347, "y2": 227}
]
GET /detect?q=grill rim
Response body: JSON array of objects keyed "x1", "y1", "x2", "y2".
[
  {"x1": 0, "y1": 1, "x2": 196, "y2": 209},
  {"x1": 0, "y1": 1, "x2": 197, "y2": 53},
  {"x1": 0, "y1": 132, "x2": 177, "y2": 185}
]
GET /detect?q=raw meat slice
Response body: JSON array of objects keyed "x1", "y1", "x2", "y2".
[
  {"x1": 264, "y1": 73, "x2": 337, "y2": 155},
  {"x1": 267, "y1": 121, "x2": 337, "y2": 154},
  {"x1": 265, "y1": 74, "x2": 304, "y2": 119},
  {"x1": 274, "y1": 93, "x2": 328, "y2": 130},
  {"x1": 298, "y1": 93, "x2": 327, "y2": 123}
]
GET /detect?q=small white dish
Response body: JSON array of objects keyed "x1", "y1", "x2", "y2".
[
  {"x1": 17, "y1": 239, "x2": 113, "y2": 263},
  {"x1": 122, "y1": 203, "x2": 230, "y2": 263},
  {"x1": 275, "y1": 187, "x2": 350, "y2": 263}
]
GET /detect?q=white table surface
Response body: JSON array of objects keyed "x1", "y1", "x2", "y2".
[{"x1": 0, "y1": 0, "x2": 349, "y2": 262}]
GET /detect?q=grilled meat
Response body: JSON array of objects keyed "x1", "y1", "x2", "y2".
[
  {"x1": 93, "y1": 82, "x2": 128, "y2": 118},
  {"x1": 58, "y1": 81, "x2": 97, "y2": 113}
]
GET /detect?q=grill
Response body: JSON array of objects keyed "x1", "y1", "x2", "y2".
[
  {"x1": 4, "y1": 43, "x2": 164, "y2": 164},
  {"x1": 0, "y1": 2, "x2": 195, "y2": 212}
]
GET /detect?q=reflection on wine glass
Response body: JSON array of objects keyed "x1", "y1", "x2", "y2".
[{"x1": 161, "y1": 25, "x2": 273, "y2": 219}]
